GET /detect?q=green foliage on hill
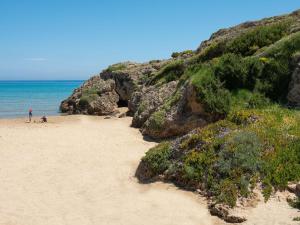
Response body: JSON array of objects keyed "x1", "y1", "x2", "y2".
[
  {"x1": 149, "y1": 60, "x2": 185, "y2": 85},
  {"x1": 190, "y1": 66, "x2": 231, "y2": 115},
  {"x1": 196, "y1": 20, "x2": 292, "y2": 62},
  {"x1": 226, "y1": 21, "x2": 291, "y2": 56},
  {"x1": 142, "y1": 102, "x2": 300, "y2": 207},
  {"x1": 138, "y1": 13, "x2": 300, "y2": 208}
]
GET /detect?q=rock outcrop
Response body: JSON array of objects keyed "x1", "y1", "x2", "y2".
[
  {"x1": 288, "y1": 54, "x2": 300, "y2": 107},
  {"x1": 61, "y1": 9, "x2": 300, "y2": 139},
  {"x1": 140, "y1": 84, "x2": 219, "y2": 138},
  {"x1": 60, "y1": 61, "x2": 168, "y2": 116},
  {"x1": 61, "y1": 76, "x2": 119, "y2": 115},
  {"x1": 130, "y1": 81, "x2": 179, "y2": 128},
  {"x1": 61, "y1": 9, "x2": 300, "y2": 223}
]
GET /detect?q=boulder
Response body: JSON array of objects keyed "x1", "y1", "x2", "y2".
[
  {"x1": 141, "y1": 84, "x2": 219, "y2": 139},
  {"x1": 60, "y1": 77, "x2": 119, "y2": 115},
  {"x1": 130, "y1": 81, "x2": 178, "y2": 128}
]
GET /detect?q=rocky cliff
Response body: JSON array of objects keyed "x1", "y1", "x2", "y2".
[
  {"x1": 61, "y1": 9, "x2": 300, "y2": 223},
  {"x1": 61, "y1": 9, "x2": 300, "y2": 139}
]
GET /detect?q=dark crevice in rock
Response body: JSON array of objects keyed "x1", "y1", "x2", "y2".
[{"x1": 117, "y1": 99, "x2": 128, "y2": 107}]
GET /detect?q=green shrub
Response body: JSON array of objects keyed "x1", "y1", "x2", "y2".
[
  {"x1": 254, "y1": 58, "x2": 291, "y2": 101},
  {"x1": 142, "y1": 142, "x2": 171, "y2": 175},
  {"x1": 226, "y1": 21, "x2": 290, "y2": 56},
  {"x1": 198, "y1": 41, "x2": 226, "y2": 61},
  {"x1": 263, "y1": 140, "x2": 300, "y2": 189},
  {"x1": 82, "y1": 87, "x2": 99, "y2": 95},
  {"x1": 214, "y1": 53, "x2": 248, "y2": 90},
  {"x1": 150, "y1": 60, "x2": 185, "y2": 84},
  {"x1": 171, "y1": 50, "x2": 193, "y2": 58},
  {"x1": 263, "y1": 31, "x2": 300, "y2": 60},
  {"x1": 216, "y1": 179, "x2": 238, "y2": 207},
  {"x1": 217, "y1": 131, "x2": 262, "y2": 177},
  {"x1": 146, "y1": 109, "x2": 166, "y2": 131},
  {"x1": 107, "y1": 63, "x2": 126, "y2": 72},
  {"x1": 244, "y1": 57, "x2": 265, "y2": 89},
  {"x1": 171, "y1": 52, "x2": 180, "y2": 58},
  {"x1": 248, "y1": 93, "x2": 270, "y2": 108},
  {"x1": 137, "y1": 101, "x2": 148, "y2": 114},
  {"x1": 262, "y1": 179, "x2": 273, "y2": 201},
  {"x1": 191, "y1": 66, "x2": 231, "y2": 115},
  {"x1": 231, "y1": 89, "x2": 270, "y2": 109},
  {"x1": 196, "y1": 21, "x2": 290, "y2": 62},
  {"x1": 228, "y1": 110, "x2": 255, "y2": 125},
  {"x1": 183, "y1": 149, "x2": 216, "y2": 182}
]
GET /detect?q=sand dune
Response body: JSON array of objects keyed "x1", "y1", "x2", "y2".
[{"x1": 0, "y1": 116, "x2": 298, "y2": 225}]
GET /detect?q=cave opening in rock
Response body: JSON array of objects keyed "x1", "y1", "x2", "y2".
[{"x1": 117, "y1": 99, "x2": 128, "y2": 107}]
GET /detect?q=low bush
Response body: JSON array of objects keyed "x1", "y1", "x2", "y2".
[
  {"x1": 142, "y1": 142, "x2": 171, "y2": 175},
  {"x1": 191, "y1": 66, "x2": 231, "y2": 115},
  {"x1": 198, "y1": 41, "x2": 226, "y2": 62},
  {"x1": 228, "y1": 110, "x2": 255, "y2": 126},
  {"x1": 231, "y1": 89, "x2": 270, "y2": 110},
  {"x1": 226, "y1": 21, "x2": 291, "y2": 56},
  {"x1": 146, "y1": 109, "x2": 166, "y2": 131},
  {"x1": 263, "y1": 140, "x2": 300, "y2": 190},
  {"x1": 254, "y1": 58, "x2": 291, "y2": 101},
  {"x1": 183, "y1": 149, "x2": 216, "y2": 182},
  {"x1": 216, "y1": 179, "x2": 238, "y2": 207},
  {"x1": 171, "y1": 50, "x2": 194, "y2": 58},
  {"x1": 214, "y1": 53, "x2": 248, "y2": 90},
  {"x1": 217, "y1": 131, "x2": 262, "y2": 178},
  {"x1": 106, "y1": 63, "x2": 126, "y2": 72},
  {"x1": 149, "y1": 60, "x2": 185, "y2": 84}
]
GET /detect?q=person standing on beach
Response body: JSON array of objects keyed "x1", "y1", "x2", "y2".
[{"x1": 29, "y1": 108, "x2": 33, "y2": 122}]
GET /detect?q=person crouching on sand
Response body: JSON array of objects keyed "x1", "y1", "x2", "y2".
[
  {"x1": 40, "y1": 115, "x2": 47, "y2": 123},
  {"x1": 28, "y1": 108, "x2": 33, "y2": 122}
]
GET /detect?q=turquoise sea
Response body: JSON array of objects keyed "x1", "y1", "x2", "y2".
[{"x1": 0, "y1": 80, "x2": 83, "y2": 118}]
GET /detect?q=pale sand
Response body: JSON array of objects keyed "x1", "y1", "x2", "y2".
[
  {"x1": 0, "y1": 115, "x2": 298, "y2": 225},
  {"x1": 0, "y1": 115, "x2": 222, "y2": 225}
]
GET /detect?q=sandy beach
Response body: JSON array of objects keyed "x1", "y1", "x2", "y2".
[{"x1": 0, "y1": 115, "x2": 298, "y2": 225}]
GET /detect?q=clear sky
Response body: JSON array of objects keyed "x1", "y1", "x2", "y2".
[{"x1": 0, "y1": 0, "x2": 299, "y2": 80}]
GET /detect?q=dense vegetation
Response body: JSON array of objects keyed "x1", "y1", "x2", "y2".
[
  {"x1": 142, "y1": 97, "x2": 300, "y2": 207},
  {"x1": 138, "y1": 17, "x2": 300, "y2": 209}
]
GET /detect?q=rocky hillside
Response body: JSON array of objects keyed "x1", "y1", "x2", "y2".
[{"x1": 61, "y1": 9, "x2": 300, "y2": 223}]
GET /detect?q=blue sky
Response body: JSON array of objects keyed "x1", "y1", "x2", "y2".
[{"x1": 0, "y1": 0, "x2": 299, "y2": 80}]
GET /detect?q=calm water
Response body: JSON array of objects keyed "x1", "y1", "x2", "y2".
[{"x1": 0, "y1": 80, "x2": 83, "y2": 118}]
